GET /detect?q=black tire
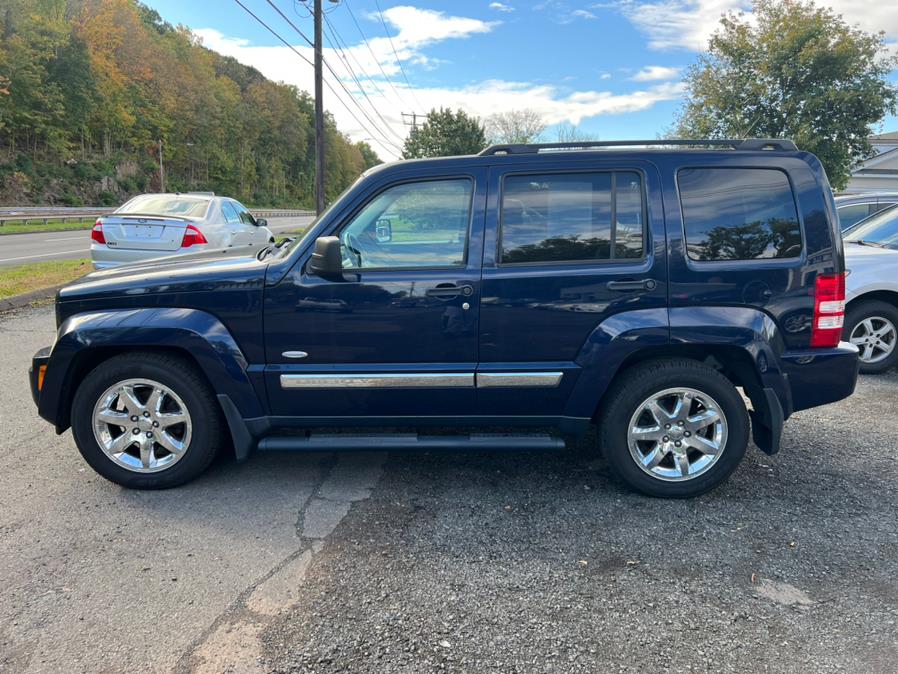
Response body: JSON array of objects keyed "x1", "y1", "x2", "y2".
[
  {"x1": 71, "y1": 352, "x2": 225, "y2": 489},
  {"x1": 597, "y1": 359, "x2": 750, "y2": 498},
  {"x1": 843, "y1": 300, "x2": 898, "y2": 375}
]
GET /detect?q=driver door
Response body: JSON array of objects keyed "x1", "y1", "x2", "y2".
[{"x1": 263, "y1": 169, "x2": 487, "y2": 419}]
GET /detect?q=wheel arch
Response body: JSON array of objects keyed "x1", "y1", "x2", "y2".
[
  {"x1": 39, "y1": 308, "x2": 266, "y2": 434},
  {"x1": 846, "y1": 290, "x2": 898, "y2": 312}
]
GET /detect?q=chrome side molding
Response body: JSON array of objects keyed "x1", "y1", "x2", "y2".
[
  {"x1": 476, "y1": 372, "x2": 563, "y2": 388},
  {"x1": 280, "y1": 373, "x2": 475, "y2": 389},
  {"x1": 279, "y1": 371, "x2": 564, "y2": 389},
  {"x1": 282, "y1": 351, "x2": 309, "y2": 359}
]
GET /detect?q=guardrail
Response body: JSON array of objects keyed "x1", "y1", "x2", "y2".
[{"x1": 0, "y1": 208, "x2": 315, "y2": 227}]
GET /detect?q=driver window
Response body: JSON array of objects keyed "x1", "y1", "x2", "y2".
[{"x1": 339, "y1": 178, "x2": 472, "y2": 269}]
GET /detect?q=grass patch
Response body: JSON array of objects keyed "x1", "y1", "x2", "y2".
[
  {"x1": 0, "y1": 259, "x2": 92, "y2": 301},
  {"x1": 0, "y1": 219, "x2": 95, "y2": 235}
]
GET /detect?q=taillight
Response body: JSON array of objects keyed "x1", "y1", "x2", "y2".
[
  {"x1": 90, "y1": 219, "x2": 106, "y2": 245},
  {"x1": 181, "y1": 224, "x2": 208, "y2": 248},
  {"x1": 810, "y1": 272, "x2": 846, "y2": 348}
]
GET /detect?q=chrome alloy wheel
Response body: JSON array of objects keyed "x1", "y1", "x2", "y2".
[
  {"x1": 92, "y1": 378, "x2": 192, "y2": 473},
  {"x1": 849, "y1": 316, "x2": 897, "y2": 364},
  {"x1": 627, "y1": 387, "x2": 728, "y2": 482}
]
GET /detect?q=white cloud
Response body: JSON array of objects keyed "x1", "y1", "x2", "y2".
[
  {"x1": 613, "y1": 0, "x2": 898, "y2": 51},
  {"x1": 489, "y1": 2, "x2": 515, "y2": 12},
  {"x1": 572, "y1": 9, "x2": 598, "y2": 20},
  {"x1": 197, "y1": 21, "x2": 685, "y2": 161},
  {"x1": 631, "y1": 65, "x2": 683, "y2": 81},
  {"x1": 599, "y1": 72, "x2": 612, "y2": 80}
]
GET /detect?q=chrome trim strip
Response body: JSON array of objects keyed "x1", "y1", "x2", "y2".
[
  {"x1": 476, "y1": 372, "x2": 564, "y2": 388},
  {"x1": 282, "y1": 351, "x2": 309, "y2": 359},
  {"x1": 280, "y1": 373, "x2": 475, "y2": 389}
]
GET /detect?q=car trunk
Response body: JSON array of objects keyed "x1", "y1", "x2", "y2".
[{"x1": 99, "y1": 215, "x2": 190, "y2": 251}]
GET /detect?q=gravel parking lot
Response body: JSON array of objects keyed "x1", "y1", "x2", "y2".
[{"x1": 1, "y1": 306, "x2": 897, "y2": 673}]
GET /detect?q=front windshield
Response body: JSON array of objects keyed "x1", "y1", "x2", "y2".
[
  {"x1": 844, "y1": 204, "x2": 898, "y2": 249},
  {"x1": 279, "y1": 177, "x2": 363, "y2": 256}
]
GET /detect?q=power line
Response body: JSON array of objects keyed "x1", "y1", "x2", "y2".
[
  {"x1": 321, "y1": 14, "x2": 405, "y2": 144},
  {"x1": 371, "y1": 0, "x2": 425, "y2": 111},
  {"x1": 254, "y1": 0, "x2": 403, "y2": 152},
  {"x1": 342, "y1": 0, "x2": 413, "y2": 111}
]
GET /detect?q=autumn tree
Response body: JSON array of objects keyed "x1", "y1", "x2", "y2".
[
  {"x1": 674, "y1": 0, "x2": 898, "y2": 189},
  {"x1": 402, "y1": 108, "x2": 487, "y2": 158}
]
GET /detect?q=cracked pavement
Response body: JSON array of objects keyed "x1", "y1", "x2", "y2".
[{"x1": 1, "y1": 306, "x2": 897, "y2": 673}]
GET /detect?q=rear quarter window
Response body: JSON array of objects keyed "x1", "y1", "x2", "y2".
[{"x1": 678, "y1": 167, "x2": 803, "y2": 261}]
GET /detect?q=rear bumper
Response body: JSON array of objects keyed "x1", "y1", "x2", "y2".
[
  {"x1": 90, "y1": 243, "x2": 208, "y2": 269},
  {"x1": 778, "y1": 342, "x2": 859, "y2": 414},
  {"x1": 29, "y1": 346, "x2": 52, "y2": 409}
]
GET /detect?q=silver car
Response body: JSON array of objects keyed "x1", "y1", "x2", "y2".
[{"x1": 90, "y1": 193, "x2": 275, "y2": 269}]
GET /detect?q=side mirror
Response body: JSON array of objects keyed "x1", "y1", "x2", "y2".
[
  {"x1": 308, "y1": 236, "x2": 343, "y2": 280},
  {"x1": 255, "y1": 217, "x2": 268, "y2": 228},
  {"x1": 375, "y1": 218, "x2": 392, "y2": 243}
]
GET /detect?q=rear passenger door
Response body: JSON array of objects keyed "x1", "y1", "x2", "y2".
[
  {"x1": 222, "y1": 200, "x2": 251, "y2": 247},
  {"x1": 477, "y1": 159, "x2": 668, "y2": 418}
]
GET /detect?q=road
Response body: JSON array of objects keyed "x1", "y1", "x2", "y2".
[
  {"x1": 0, "y1": 216, "x2": 314, "y2": 268},
  {"x1": 1, "y1": 305, "x2": 897, "y2": 672}
]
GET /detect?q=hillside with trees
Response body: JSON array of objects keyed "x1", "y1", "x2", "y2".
[{"x1": 0, "y1": 0, "x2": 380, "y2": 207}]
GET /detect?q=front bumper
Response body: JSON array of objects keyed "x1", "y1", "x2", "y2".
[{"x1": 29, "y1": 346, "x2": 52, "y2": 408}]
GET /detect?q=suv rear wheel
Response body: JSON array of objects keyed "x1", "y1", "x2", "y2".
[
  {"x1": 598, "y1": 359, "x2": 750, "y2": 498},
  {"x1": 844, "y1": 300, "x2": 898, "y2": 374},
  {"x1": 71, "y1": 352, "x2": 224, "y2": 489}
]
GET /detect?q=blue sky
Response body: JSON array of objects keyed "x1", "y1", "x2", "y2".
[{"x1": 145, "y1": 0, "x2": 898, "y2": 160}]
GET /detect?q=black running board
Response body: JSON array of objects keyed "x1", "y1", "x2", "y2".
[{"x1": 257, "y1": 432, "x2": 566, "y2": 452}]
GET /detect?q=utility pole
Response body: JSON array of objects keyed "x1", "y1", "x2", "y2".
[
  {"x1": 313, "y1": 0, "x2": 325, "y2": 215},
  {"x1": 402, "y1": 112, "x2": 423, "y2": 132},
  {"x1": 158, "y1": 139, "x2": 165, "y2": 193}
]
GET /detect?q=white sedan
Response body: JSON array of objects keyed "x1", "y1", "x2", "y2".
[
  {"x1": 843, "y1": 205, "x2": 898, "y2": 373},
  {"x1": 90, "y1": 193, "x2": 274, "y2": 269}
]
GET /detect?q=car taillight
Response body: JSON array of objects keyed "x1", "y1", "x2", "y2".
[
  {"x1": 810, "y1": 272, "x2": 846, "y2": 348},
  {"x1": 181, "y1": 224, "x2": 208, "y2": 248},
  {"x1": 90, "y1": 220, "x2": 106, "y2": 245}
]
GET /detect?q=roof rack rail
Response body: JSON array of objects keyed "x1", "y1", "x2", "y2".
[{"x1": 478, "y1": 138, "x2": 798, "y2": 156}]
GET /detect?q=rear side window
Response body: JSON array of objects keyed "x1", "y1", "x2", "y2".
[
  {"x1": 499, "y1": 171, "x2": 645, "y2": 264},
  {"x1": 837, "y1": 203, "x2": 875, "y2": 230},
  {"x1": 678, "y1": 168, "x2": 802, "y2": 261}
]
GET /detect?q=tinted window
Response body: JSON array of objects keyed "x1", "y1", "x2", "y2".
[
  {"x1": 500, "y1": 171, "x2": 644, "y2": 264},
  {"x1": 679, "y1": 168, "x2": 802, "y2": 261},
  {"x1": 838, "y1": 203, "x2": 875, "y2": 230},
  {"x1": 340, "y1": 179, "x2": 471, "y2": 269}
]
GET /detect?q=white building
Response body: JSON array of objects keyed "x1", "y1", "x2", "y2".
[{"x1": 844, "y1": 131, "x2": 898, "y2": 193}]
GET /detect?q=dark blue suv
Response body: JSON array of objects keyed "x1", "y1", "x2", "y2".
[{"x1": 29, "y1": 139, "x2": 858, "y2": 497}]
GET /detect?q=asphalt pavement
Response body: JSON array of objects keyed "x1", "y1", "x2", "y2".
[
  {"x1": 0, "y1": 216, "x2": 314, "y2": 268},
  {"x1": 1, "y1": 305, "x2": 897, "y2": 673}
]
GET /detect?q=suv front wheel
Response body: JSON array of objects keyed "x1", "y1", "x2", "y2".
[
  {"x1": 598, "y1": 360, "x2": 750, "y2": 498},
  {"x1": 71, "y1": 352, "x2": 224, "y2": 489}
]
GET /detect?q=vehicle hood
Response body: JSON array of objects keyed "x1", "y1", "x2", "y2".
[{"x1": 58, "y1": 247, "x2": 269, "y2": 302}]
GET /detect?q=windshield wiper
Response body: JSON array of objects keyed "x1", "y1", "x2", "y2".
[{"x1": 846, "y1": 239, "x2": 886, "y2": 248}]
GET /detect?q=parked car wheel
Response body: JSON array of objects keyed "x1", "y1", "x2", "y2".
[
  {"x1": 844, "y1": 300, "x2": 898, "y2": 374},
  {"x1": 598, "y1": 359, "x2": 750, "y2": 498},
  {"x1": 71, "y1": 352, "x2": 224, "y2": 489}
]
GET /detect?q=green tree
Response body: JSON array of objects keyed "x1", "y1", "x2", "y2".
[
  {"x1": 674, "y1": 0, "x2": 898, "y2": 190},
  {"x1": 402, "y1": 108, "x2": 487, "y2": 158}
]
